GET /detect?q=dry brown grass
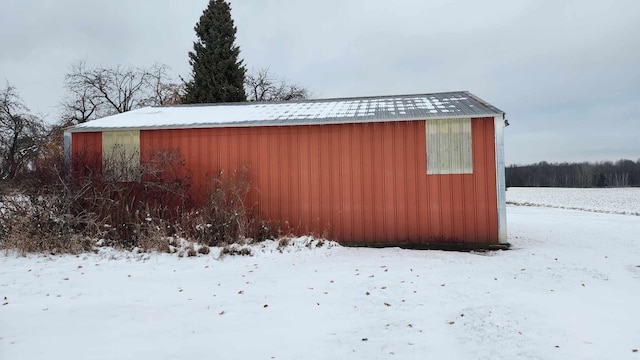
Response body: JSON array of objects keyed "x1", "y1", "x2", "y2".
[
  {"x1": 0, "y1": 148, "x2": 276, "y2": 255},
  {"x1": 0, "y1": 194, "x2": 93, "y2": 255},
  {"x1": 182, "y1": 168, "x2": 274, "y2": 246}
]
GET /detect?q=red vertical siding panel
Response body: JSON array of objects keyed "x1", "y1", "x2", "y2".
[
  {"x1": 267, "y1": 128, "x2": 277, "y2": 224},
  {"x1": 125, "y1": 116, "x2": 499, "y2": 246},
  {"x1": 227, "y1": 128, "x2": 239, "y2": 171},
  {"x1": 404, "y1": 121, "x2": 419, "y2": 241},
  {"x1": 359, "y1": 124, "x2": 373, "y2": 241},
  {"x1": 175, "y1": 131, "x2": 189, "y2": 190},
  {"x1": 394, "y1": 122, "x2": 408, "y2": 241},
  {"x1": 267, "y1": 128, "x2": 279, "y2": 223},
  {"x1": 481, "y1": 119, "x2": 495, "y2": 242},
  {"x1": 219, "y1": 128, "x2": 229, "y2": 175},
  {"x1": 257, "y1": 129, "x2": 269, "y2": 221},
  {"x1": 396, "y1": 122, "x2": 406, "y2": 240},
  {"x1": 329, "y1": 125, "x2": 338, "y2": 237},
  {"x1": 286, "y1": 127, "x2": 299, "y2": 233},
  {"x1": 274, "y1": 128, "x2": 285, "y2": 226},
  {"x1": 297, "y1": 128, "x2": 310, "y2": 233},
  {"x1": 350, "y1": 124, "x2": 364, "y2": 241},
  {"x1": 309, "y1": 127, "x2": 321, "y2": 233},
  {"x1": 366, "y1": 123, "x2": 377, "y2": 242},
  {"x1": 367, "y1": 124, "x2": 377, "y2": 242},
  {"x1": 139, "y1": 130, "x2": 151, "y2": 167},
  {"x1": 463, "y1": 174, "x2": 477, "y2": 242},
  {"x1": 258, "y1": 129, "x2": 271, "y2": 220},
  {"x1": 202, "y1": 130, "x2": 210, "y2": 195},
  {"x1": 71, "y1": 132, "x2": 102, "y2": 157},
  {"x1": 414, "y1": 121, "x2": 428, "y2": 240},
  {"x1": 370, "y1": 123, "x2": 378, "y2": 242},
  {"x1": 482, "y1": 120, "x2": 499, "y2": 242},
  {"x1": 177, "y1": 130, "x2": 193, "y2": 195},
  {"x1": 281, "y1": 128, "x2": 290, "y2": 225},
  {"x1": 381, "y1": 123, "x2": 393, "y2": 240},
  {"x1": 194, "y1": 130, "x2": 202, "y2": 174},
  {"x1": 247, "y1": 129, "x2": 260, "y2": 219},
  {"x1": 184, "y1": 130, "x2": 193, "y2": 180},
  {"x1": 285, "y1": 127, "x2": 300, "y2": 231},
  {"x1": 183, "y1": 130, "x2": 196, "y2": 195},
  {"x1": 324, "y1": 126, "x2": 336, "y2": 237},
  {"x1": 327, "y1": 126, "x2": 337, "y2": 236},
  {"x1": 247, "y1": 129, "x2": 258, "y2": 218},
  {"x1": 332, "y1": 125, "x2": 346, "y2": 240},
  {"x1": 260, "y1": 127, "x2": 282, "y2": 222},
  {"x1": 440, "y1": 175, "x2": 453, "y2": 241},
  {"x1": 71, "y1": 132, "x2": 102, "y2": 173},
  {"x1": 370, "y1": 123, "x2": 383, "y2": 242},
  {"x1": 343, "y1": 125, "x2": 354, "y2": 241},
  {"x1": 427, "y1": 174, "x2": 442, "y2": 240},
  {"x1": 469, "y1": 118, "x2": 498, "y2": 243},
  {"x1": 472, "y1": 119, "x2": 488, "y2": 242},
  {"x1": 317, "y1": 126, "x2": 328, "y2": 234},
  {"x1": 391, "y1": 123, "x2": 401, "y2": 239},
  {"x1": 451, "y1": 175, "x2": 465, "y2": 242},
  {"x1": 287, "y1": 127, "x2": 296, "y2": 229}
]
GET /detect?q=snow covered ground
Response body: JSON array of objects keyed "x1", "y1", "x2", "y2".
[
  {"x1": 507, "y1": 186, "x2": 640, "y2": 215},
  {"x1": 2, "y1": 189, "x2": 640, "y2": 359}
]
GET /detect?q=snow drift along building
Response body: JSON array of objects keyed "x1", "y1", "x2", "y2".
[{"x1": 65, "y1": 91, "x2": 508, "y2": 249}]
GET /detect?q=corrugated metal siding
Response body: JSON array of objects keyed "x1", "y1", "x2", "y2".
[
  {"x1": 102, "y1": 131, "x2": 141, "y2": 182},
  {"x1": 71, "y1": 132, "x2": 102, "y2": 170},
  {"x1": 426, "y1": 118, "x2": 473, "y2": 174},
  {"x1": 102, "y1": 131, "x2": 140, "y2": 158},
  {"x1": 138, "y1": 118, "x2": 498, "y2": 245},
  {"x1": 71, "y1": 132, "x2": 101, "y2": 155}
]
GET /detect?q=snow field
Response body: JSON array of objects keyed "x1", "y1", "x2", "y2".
[
  {"x1": 2, "y1": 190, "x2": 640, "y2": 359},
  {"x1": 506, "y1": 187, "x2": 640, "y2": 215}
]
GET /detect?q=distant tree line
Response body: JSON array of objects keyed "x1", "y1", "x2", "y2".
[{"x1": 506, "y1": 159, "x2": 640, "y2": 188}]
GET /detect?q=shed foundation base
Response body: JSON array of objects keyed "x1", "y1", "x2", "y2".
[{"x1": 340, "y1": 242, "x2": 511, "y2": 252}]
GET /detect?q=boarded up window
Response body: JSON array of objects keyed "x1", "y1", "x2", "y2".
[
  {"x1": 426, "y1": 118, "x2": 472, "y2": 174},
  {"x1": 102, "y1": 130, "x2": 141, "y2": 182}
]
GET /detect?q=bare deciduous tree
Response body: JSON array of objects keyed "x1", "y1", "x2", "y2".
[
  {"x1": 60, "y1": 83, "x2": 101, "y2": 126},
  {"x1": 61, "y1": 61, "x2": 183, "y2": 125},
  {"x1": 144, "y1": 63, "x2": 183, "y2": 107},
  {"x1": 244, "y1": 68, "x2": 309, "y2": 102},
  {"x1": 0, "y1": 83, "x2": 46, "y2": 180}
]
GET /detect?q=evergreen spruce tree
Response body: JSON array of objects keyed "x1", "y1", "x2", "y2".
[{"x1": 183, "y1": 0, "x2": 247, "y2": 103}]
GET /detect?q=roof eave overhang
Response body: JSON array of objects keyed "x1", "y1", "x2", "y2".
[{"x1": 65, "y1": 112, "x2": 505, "y2": 133}]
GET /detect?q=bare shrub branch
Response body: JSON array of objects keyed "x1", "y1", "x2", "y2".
[
  {"x1": 183, "y1": 167, "x2": 273, "y2": 246},
  {"x1": 1, "y1": 143, "x2": 274, "y2": 255}
]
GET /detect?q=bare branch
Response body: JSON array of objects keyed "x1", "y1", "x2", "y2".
[
  {"x1": 143, "y1": 64, "x2": 184, "y2": 106},
  {"x1": 61, "y1": 61, "x2": 182, "y2": 125},
  {"x1": 0, "y1": 83, "x2": 47, "y2": 180},
  {"x1": 244, "y1": 68, "x2": 310, "y2": 102}
]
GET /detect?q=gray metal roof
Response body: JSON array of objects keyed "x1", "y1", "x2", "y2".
[{"x1": 68, "y1": 91, "x2": 504, "y2": 132}]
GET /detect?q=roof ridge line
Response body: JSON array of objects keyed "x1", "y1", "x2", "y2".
[{"x1": 155, "y1": 91, "x2": 471, "y2": 108}]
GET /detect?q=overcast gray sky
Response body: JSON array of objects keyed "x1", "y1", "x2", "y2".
[{"x1": 1, "y1": 0, "x2": 639, "y2": 165}]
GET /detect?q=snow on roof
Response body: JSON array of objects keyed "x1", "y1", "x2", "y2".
[{"x1": 68, "y1": 91, "x2": 504, "y2": 132}]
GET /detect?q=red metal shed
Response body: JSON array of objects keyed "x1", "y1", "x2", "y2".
[{"x1": 65, "y1": 91, "x2": 508, "y2": 249}]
